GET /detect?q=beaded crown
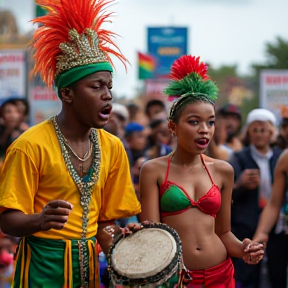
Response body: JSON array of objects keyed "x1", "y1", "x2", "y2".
[
  {"x1": 56, "y1": 28, "x2": 108, "y2": 75},
  {"x1": 32, "y1": 0, "x2": 128, "y2": 87}
]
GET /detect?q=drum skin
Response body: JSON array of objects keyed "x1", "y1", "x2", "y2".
[{"x1": 107, "y1": 223, "x2": 182, "y2": 287}]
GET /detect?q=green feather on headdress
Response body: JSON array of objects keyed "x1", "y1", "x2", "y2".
[
  {"x1": 164, "y1": 55, "x2": 218, "y2": 120},
  {"x1": 164, "y1": 72, "x2": 218, "y2": 102}
]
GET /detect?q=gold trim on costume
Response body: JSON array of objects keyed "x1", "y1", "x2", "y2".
[{"x1": 56, "y1": 28, "x2": 108, "y2": 77}]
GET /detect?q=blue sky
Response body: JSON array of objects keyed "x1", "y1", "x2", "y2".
[{"x1": 1, "y1": 0, "x2": 288, "y2": 98}]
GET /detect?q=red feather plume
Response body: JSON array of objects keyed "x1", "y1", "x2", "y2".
[
  {"x1": 32, "y1": 0, "x2": 128, "y2": 87},
  {"x1": 170, "y1": 55, "x2": 209, "y2": 81}
]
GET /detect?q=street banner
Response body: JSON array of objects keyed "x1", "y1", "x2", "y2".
[
  {"x1": 0, "y1": 50, "x2": 26, "y2": 103},
  {"x1": 260, "y1": 70, "x2": 288, "y2": 121},
  {"x1": 148, "y1": 27, "x2": 188, "y2": 77},
  {"x1": 28, "y1": 75, "x2": 61, "y2": 126}
]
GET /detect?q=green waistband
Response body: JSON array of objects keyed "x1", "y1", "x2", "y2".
[{"x1": 25, "y1": 235, "x2": 96, "y2": 249}]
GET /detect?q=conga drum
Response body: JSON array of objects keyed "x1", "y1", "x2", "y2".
[{"x1": 107, "y1": 222, "x2": 183, "y2": 288}]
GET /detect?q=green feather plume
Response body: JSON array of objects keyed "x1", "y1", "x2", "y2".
[{"x1": 164, "y1": 72, "x2": 218, "y2": 102}]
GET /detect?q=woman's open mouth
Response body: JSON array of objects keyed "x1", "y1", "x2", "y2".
[{"x1": 195, "y1": 138, "x2": 209, "y2": 149}]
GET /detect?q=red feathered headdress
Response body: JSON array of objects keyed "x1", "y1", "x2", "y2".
[
  {"x1": 32, "y1": 0, "x2": 128, "y2": 88},
  {"x1": 169, "y1": 55, "x2": 209, "y2": 81},
  {"x1": 164, "y1": 55, "x2": 218, "y2": 120}
]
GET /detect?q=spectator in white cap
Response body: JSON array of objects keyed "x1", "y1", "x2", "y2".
[
  {"x1": 229, "y1": 108, "x2": 286, "y2": 288},
  {"x1": 111, "y1": 103, "x2": 129, "y2": 124},
  {"x1": 246, "y1": 108, "x2": 277, "y2": 126}
]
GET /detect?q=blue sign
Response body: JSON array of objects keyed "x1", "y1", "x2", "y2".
[{"x1": 148, "y1": 27, "x2": 188, "y2": 77}]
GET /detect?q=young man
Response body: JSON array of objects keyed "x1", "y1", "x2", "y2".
[
  {"x1": 229, "y1": 109, "x2": 284, "y2": 288},
  {"x1": 0, "y1": 0, "x2": 141, "y2": 287}
]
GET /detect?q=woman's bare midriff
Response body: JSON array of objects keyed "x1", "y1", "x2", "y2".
[{"x1": 163, "y1": 208, "x2": 228, "y2": 270}]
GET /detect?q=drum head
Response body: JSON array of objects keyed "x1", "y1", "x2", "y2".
[{"x1": 110, "y1": 227, "x2": 178, "y2": 279}]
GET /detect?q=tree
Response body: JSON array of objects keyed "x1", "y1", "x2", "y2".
[
  {"x1": 252, "y1": 37, "x2": 288, "y2": 70},
  {"x1": 208, "y1": 65, "x2": 239, "y2": 106}
]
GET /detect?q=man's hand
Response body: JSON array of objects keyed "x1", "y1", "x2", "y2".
[
  {"x1": 239, "y1": 169, "x2": 260, "y2": 190},
  {"x1": 39, "y1": 200, "x2": 73, "y2": 231}
]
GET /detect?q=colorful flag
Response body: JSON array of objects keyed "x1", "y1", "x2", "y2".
[
  {"x1": 36, "y1": 4, "x2": 48, "y2": 17},
  {"x1": 138, "y1": 52, "x2": 155, "y2": 80}
]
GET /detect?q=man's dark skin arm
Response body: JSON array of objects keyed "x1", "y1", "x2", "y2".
[
  {"x1": 1, "y1": 200, "x2": 72, "y2": 237},
  {"x1": 96, "y1": 221, "x2": 116, "y2": 255}
]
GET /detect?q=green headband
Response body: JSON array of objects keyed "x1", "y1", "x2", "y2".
[
  {"x1": 54, "y1": 62, "x2": 113, "y2": 95},
  {"x1": 164, "y1": 72, "x2": 218, "y2": 120},
  {"x1": 169, "y1": 93, "x2": 214, "y2": 120}
]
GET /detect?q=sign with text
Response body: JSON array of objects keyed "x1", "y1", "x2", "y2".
[
  {"x1": 148, "y1": 27, "x2": 188, "y2": 77},
  {"x1": 28, "y1": 73, "x2": 61, "y2": 126},
  {"x1": 260, "y1": 70, "x2": 288, "y2": 121},
  {"x1": 0, "y1": 50, "x2": 26, "y2": 102}
]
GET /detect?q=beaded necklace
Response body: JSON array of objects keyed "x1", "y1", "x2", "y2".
[{"x1": 51, "y1": 116, "x2": 101, "y2": 288}]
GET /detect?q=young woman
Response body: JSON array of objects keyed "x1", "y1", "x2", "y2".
[{"x1": 139, "y1": 55, "x2": 264, "y2": 287}]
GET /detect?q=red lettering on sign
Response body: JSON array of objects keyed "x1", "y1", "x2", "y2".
[{"x1": 266, "y1": 75, "x2": 288, "y2": 85}]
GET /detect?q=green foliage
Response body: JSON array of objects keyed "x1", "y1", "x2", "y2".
[
  {"x1": 208, "y1": 65, "x2": 238, "y2": 81},
  {"x1": 208, "y1": 64, "x2": 244, "y2": 106},
  {"x1": 206, "y1": 36, "x2": 288, "y2": 117},
  {"x1": 253, "y1": 37, "x2": 288, "y2": 70}
]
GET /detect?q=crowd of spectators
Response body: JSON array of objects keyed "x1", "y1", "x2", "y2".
[{"x1": 1, "y1": 96, "x2": 288, "y2": 288}]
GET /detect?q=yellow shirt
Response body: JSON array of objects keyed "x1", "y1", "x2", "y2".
[{"x1": 0, "y1": 119, "x2": 141, "y2": 239}]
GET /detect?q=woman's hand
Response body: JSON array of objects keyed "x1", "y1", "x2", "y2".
[{"x1": 242, "y1": 238, "x2": 265, "y2": 264}]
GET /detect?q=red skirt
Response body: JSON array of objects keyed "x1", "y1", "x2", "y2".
[{"x1": 185, "y1": 258, "x2": 235, "y2": 288}]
